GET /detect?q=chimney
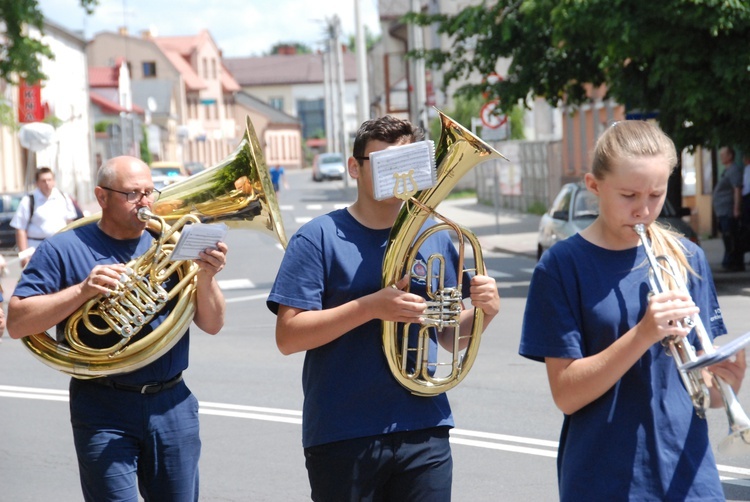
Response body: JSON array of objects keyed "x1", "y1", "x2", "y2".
[
  {"x1": 118, "y1": 26, "x2": 128, "y2": 36},
  {"x1": 277, "y1": 44, "x2": 297, "y2": 56}
]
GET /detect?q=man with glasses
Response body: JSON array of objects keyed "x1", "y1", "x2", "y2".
[{"x1": 7, "y1": 156, "x2": 228, "y2": 501}]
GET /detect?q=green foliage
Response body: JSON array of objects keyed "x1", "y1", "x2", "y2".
[
  {"x1": 0, "y1": 0, "x2": 98, "y2": 84},
  {"x1": 0, "y1": 100, "x2": 19, "y2": 130},
  {"x1": 527, "y1": 200, "x2": 547, "y2": 216},
  {"x1": 94, "y1": 120, "x2": 110, "y2": 133},
  {"x1": 269, "y1": 42, "x2": 312, "y2": 55},
  {"x1": 140, "y1": 126, "x2": 152, "y2": 164},
  {"x1": 346, "y1": 26, "x2": 381, "y2": 52},
  {"x1": 408, "y1": 0, "x2": 750, "y2": 150}
]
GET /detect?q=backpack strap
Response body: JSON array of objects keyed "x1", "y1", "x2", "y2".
[{"x1": 26, "y1": 192, "x2": 35, "y2": 230}]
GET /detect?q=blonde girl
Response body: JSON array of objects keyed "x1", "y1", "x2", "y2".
[{"x1": 520, "y1": 120, "x2": 745, "y2": 501}]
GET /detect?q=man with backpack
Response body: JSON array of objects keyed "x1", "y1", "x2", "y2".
[{"x1": 10, "y1": 167, "x2": 82, "y2": 267}]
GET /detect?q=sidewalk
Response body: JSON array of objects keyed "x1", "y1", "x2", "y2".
[{"x1": 438, "y1": 198, "x2": 750, "y2": 296}]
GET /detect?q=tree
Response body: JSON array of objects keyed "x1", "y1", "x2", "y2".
[
  {"x1": 346, "y1": 26, "x2": 381, "y2": 53},
  {"x1": 269, "y1": 42, "x2": 312, "y2": 55},
  {"x1": 0, "y1": 0, "x2": 98, "y2": 84},
  {"x1": 408, "y1": 0, "x2": 750, "y2": 151}
]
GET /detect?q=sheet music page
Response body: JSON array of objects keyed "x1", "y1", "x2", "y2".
[
  {"x1": 370, "y1": 141, "x2": 436, "y2": 200},
  {"x1": 169, "y1": 223, "x2": 228, "y2": 261},
  {"x1": 680, "y1": 330, "x2": 750, "y2": 371}
]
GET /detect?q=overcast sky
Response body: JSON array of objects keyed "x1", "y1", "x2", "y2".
[{"x1": 37, "y1": 0, "x2": 382, "y2": 57}]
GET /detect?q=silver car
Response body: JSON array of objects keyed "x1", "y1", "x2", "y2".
[
  {"x1": 312, "y1": 153, "x2": 346, "y2": 182},
  {"x1": 537, "y1": 182, "x2": 699, "y2": 260}
]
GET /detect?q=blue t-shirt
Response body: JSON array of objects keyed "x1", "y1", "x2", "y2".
[
  {"x1": 13, "y1": 222, "x2": 189, "y2": 385},
  {"x1": 267, "y1": 208, "x2": 463, "y2": 448},
  {"x1": 520, "y1": 234, "x2": 725, "y2": 501}
]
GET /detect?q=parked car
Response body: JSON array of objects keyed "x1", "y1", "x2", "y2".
[
  {"x1": 537, "y1": 182, "x2": 699, "y2": 260},
  {"x1": 312, "y1": 152, "x2": 346, "y2": 182},
  {"x1": 0, "y1": 192, "x2": 25, "y2": 249},
  {"x1": 150, "y1": 161, "x2": 189, "y2": 190}
]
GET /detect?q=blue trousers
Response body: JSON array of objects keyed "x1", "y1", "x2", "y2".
[
  {"x1": 69, "y1": 378, "x2": 201, "y2": 502},
  {"x1": 304, "y1": 427, "x2": 452, "y2": 502}
]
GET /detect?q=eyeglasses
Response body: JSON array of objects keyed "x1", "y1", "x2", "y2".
[
  {"x1": 355, "y1": 156, "x2": 369, "y2": 162},
  {"x1": 100, "y1": 186, "x2": 160, "y2": 203}
]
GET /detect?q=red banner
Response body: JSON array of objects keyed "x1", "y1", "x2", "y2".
[{"x1": 18, "y1": 80, "x2": 44, "y2": 123}]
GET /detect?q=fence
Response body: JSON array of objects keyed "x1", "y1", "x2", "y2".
[{"x1": 473, "y1": 139, "x2": 563, "y2": 213}]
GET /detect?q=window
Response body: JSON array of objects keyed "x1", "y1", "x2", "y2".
[
  {"x1": 297, "y1": 99, "x2": 325, "y2": 139},
  {"x1": 142, "y1": 61, "x2": 157, "y2": 77},
  {"x1": 211, "y1": 59, "x2": 217, "y2": 79},
  {"x1": 269, "y1": 97, "x2": 284, "y2": 110}
]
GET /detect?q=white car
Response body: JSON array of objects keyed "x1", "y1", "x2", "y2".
[
  {"x1": 537, "y1": 182, "x2": 699, "y2": 260},
  {"x1": 312, "y1": 153, "x2": 346, "y2": 182}
]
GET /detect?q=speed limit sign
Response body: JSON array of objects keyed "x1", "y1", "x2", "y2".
[{"x1": 480, "y1": 100, "x2": 507, "y2": 129}]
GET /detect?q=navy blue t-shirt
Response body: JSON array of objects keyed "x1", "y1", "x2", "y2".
[
  {"x1": 13, "y1": 222, "x2": 188, "y2": 385},
  {"x1": 267, "y1": 208, "x2": 468, "y2": 448},
  {"x1": 520, "y1": 234, "x2": 725, "y2": 501}
]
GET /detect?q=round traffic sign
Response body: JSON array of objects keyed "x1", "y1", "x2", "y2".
[{"x1": 480, "y1": 100, "x2": 507, "y2": 129}]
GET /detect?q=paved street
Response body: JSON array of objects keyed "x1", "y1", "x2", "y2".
[{"x1": 1, "y1": 168, "x2": 749, "y2": 501}]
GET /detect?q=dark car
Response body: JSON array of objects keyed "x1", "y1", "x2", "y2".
[
  {"x1": 0, "y1": 192, "x2": 25, "y2": 249},
  {"x1": 537, "y1": 182, "x2": 699, "y2": 260}
]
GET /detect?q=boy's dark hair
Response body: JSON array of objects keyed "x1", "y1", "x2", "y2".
[{"x1": 352, "y1": 116, "x2": 425, "y2": 162}]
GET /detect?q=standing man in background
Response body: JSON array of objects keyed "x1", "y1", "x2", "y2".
[
  {"x1": 712, "y1": 147, "x2": 744, "y2": 272},
  {"x1": 10, "y1": 167, "x2": 80, "y2": 267}
]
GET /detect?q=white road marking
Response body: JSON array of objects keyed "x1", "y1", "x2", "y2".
[{"x1": 0, "y1": 384, "x2": 748, "y2": 480}]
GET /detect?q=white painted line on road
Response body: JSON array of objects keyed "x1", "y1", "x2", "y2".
[
  {"x1": 496, "y1": 281, "x2": 531, "y2": 289},
  {"x1": 218, "y1": 279, "x2": 255, "y2": 290},
  {"x1": 1, "y1": 390, "x2": 749, "y2": 479},
  {"x1": 295, "y1": 217, "x2": 313, "y2": 224},
  {"x1": 306, "y1": 204, "x2": 323, "y2": 210},
  {"x1": 450, "y1": 437, "x2": 557, "y2": 458},
  {"x1": 280, "y1": 205, "x2": 294, "y2": 211},
  {"x1": 226, "y1": 293, "x2": 268, "y2": 303},
  {"x1": 452, "y1": 428, "x2": 558, "y2": 448},
  {"x1": 333, "y1": 204, "x2": 349, "y2": 210},
  {"x1": 486, "y1": 269, "x2": 512, "y2": 279},
  {"x1": 200, "y1": 401, "x2": 302, "y2": 424},
  {"x1": 520, "y1": 268, "x2": 536, "y2": 274}
]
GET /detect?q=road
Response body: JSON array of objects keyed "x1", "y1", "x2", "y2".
[{"x1": 0, "y1": 168, "x2": 749, "y2": 501}]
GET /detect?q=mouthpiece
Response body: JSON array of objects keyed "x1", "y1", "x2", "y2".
[{"x1": 137, "y1": 207, "x2": 153, "y2": 222}]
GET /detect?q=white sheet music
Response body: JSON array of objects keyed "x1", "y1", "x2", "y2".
[
  {"x1": 370, "y1": 141, "x2": 436, "y2": 201},
  {"x1": 680, "y1": 331, "x2": 750, "y2": 371},
  {"x1": 169, "y1": 223, "x2": 228, "y2": 261}
]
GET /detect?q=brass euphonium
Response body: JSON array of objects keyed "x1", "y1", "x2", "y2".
[
  {"x1": 381, "y1": 110, "x2": 506, "y2": 396},
  {"x1": 22, "y1": 116, "x2": 287, "y2": 378},
  {"x1": 634, "y1": 223, "x2": 750, "y2": 455}
]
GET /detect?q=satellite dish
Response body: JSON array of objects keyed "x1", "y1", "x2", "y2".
[{"x1": 147, "y1": 97, "x2": 157, "y2": 112}]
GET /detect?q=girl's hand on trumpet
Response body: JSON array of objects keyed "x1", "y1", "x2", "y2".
[
  {"x1": 707, "y1": 348, "x2": 747, "y2": 397},
  {"x1": 641, "y1": 290, "x2": 700, "y2": 344}
]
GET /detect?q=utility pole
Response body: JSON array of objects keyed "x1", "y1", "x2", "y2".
[
  {"x1": 354, "y1": 0, "x2": 370, "y2": 124},
  {"x1": 409, "y1": 0, "x2": 428, "y2": 134}
]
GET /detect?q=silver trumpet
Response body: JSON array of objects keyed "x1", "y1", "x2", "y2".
[{"x1": 634, "y1": 223, "x2": 750, "y2": 455}]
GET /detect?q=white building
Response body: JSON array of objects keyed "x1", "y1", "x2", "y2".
[{"x1": 0, "y1": 20, "x2": 94, "y2": 203}]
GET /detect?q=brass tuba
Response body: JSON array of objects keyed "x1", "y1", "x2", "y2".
[
  {"x1": 22, "y1": 116, "x2": 287, "y2": 378},
  {"x1": 634, "y1": 223, "x2": 750, "y2": 455},
  {"x1": 381, "y1": 110, "x2": 506, "y2": 396}
]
